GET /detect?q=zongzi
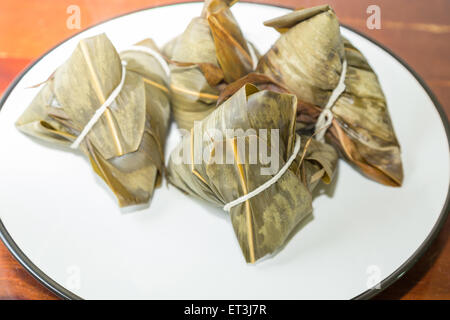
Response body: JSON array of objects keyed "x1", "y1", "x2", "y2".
[
  {"x1": 167, "y1": 84, "x2": 338, "y2": 263},
  {"x1": 163, "y1": 0, "x2": 259, "y2": 130},
  {"x1": 16, "y1": 34, "x2": 171, "y2": 207},
  {"x1": 257, "y1": 5, "x2": 403, "y2": 186}
]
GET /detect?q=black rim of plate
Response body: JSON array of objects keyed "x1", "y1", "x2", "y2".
[{"x1": 0, "y1": 2, "x2": 449, "y2": 301}]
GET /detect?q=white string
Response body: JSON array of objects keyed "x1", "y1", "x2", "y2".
[
  {"x1": 121, "y1": 45, "x2": 171, "y2": 78},
  {"x1": 70, "y1": 46, "x2": 169, "y2": 149},
  {"x1": 223, "y1": 134, "x2": 302, "y2": 212},
  {"x1": 70, "y1": 61, "x2": 127, "y2": 149},
  {"x1": 315, "y1": 59, "x2": 348, "y2": 142}
]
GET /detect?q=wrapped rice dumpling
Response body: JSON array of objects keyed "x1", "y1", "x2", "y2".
[
  {"x1": 16, "y1": 34, "x2": 171, "y2": 207},
  {"x1": 163, "y1": 0, "x2": 258, "y2": 129},
  {"x1": 167, "y1": 84, "x2": 338, "y2": 263},
  {"x1": 257, "y1": 5, "x2": 403, "y2": 186}
]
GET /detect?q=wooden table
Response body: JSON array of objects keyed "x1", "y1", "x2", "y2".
[{"x1": 0, "y1": 0, "x2": 449, "y2": 300}]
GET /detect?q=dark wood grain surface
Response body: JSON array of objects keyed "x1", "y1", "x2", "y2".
[{"x1": 0, "y1": 0, "x2": 449, "y2": 300}]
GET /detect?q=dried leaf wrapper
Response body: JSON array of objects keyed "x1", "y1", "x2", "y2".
[
  {"x1": 257, "y1": 5, "x2": 403, "y2": 186},
  {"x1": 163, "y1": 0, "x2": 259, "y2": 130},
  {"x1": 168, "y1": 84, "x2": 338, "y2": 262},
  {"x1": 16, "y1": 34, "x2": 171, "y2": 207}
]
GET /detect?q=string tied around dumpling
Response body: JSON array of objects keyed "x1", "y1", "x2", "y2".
[
  {"x1": 70, "y1": 46, "x2": 170, "y2": 149},
  {"x1": 314, "y1": 59, "x2": 348, "y2": 143},
  {"x1": 223, "y1": 133, "x2": 301, "y2": 212},
  {"x1": 70, "y1": 60, "x2": 128, "y2": 149}
]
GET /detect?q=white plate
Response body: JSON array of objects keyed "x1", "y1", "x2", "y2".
[{"x1": 0, "y1": 3, "x2": 449, "y2": 300}]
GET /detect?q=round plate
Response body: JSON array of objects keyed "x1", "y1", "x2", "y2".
[{"x1": 0, "y1": 2, "x2": 449, "y2": 300}]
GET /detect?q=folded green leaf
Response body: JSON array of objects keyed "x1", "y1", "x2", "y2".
[
  {"x1": 16, "y1": 34, "x2": 170, "y2": 207},
  {"x1": 164, "y1": 0, "x2": 257, "y2": 130},
  {"x1": 258, "y1": 5, "x2": 403, "y2": 186},
  {"x1": 167, "y1": 84, "x2": 338, "y2": 263}
]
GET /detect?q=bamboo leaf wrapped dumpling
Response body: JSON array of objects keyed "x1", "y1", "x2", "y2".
[
  {"x1": 163, "y1": 0, "x2": 258, "y2": 130},
  {"x1": 16, "y1": 34, "x2": 171, "y2": 207},
  {"x1": 167, "y1": 84, "x2": 338, "y2": 263},
  {"x1": 257, "y1": 5, "x2": 403, "y2": 186}
]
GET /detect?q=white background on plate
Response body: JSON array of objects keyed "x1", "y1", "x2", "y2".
[{"x1": 0, "y1": 3, "x2": 448, "y2": 299}]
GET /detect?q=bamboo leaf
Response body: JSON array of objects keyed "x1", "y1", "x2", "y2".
[
  {"x1": 165, "y1": 0, "x2": 257, "y2": 130},
  {"x1": 52, "y1": 34, "x2": 146, "y2": 159},
  {"x1": 258, "y1": 6, "x2": 403, "y2": 186},
  {"x1": 16, "y1": 35, "x2": 171, "y2": 207},
  {"x1": 206, "y1": 4, "x2": 253, "y2": 83},
  {"x1": 167, "y1": 84, "x2": 338, "y2": 262}
]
